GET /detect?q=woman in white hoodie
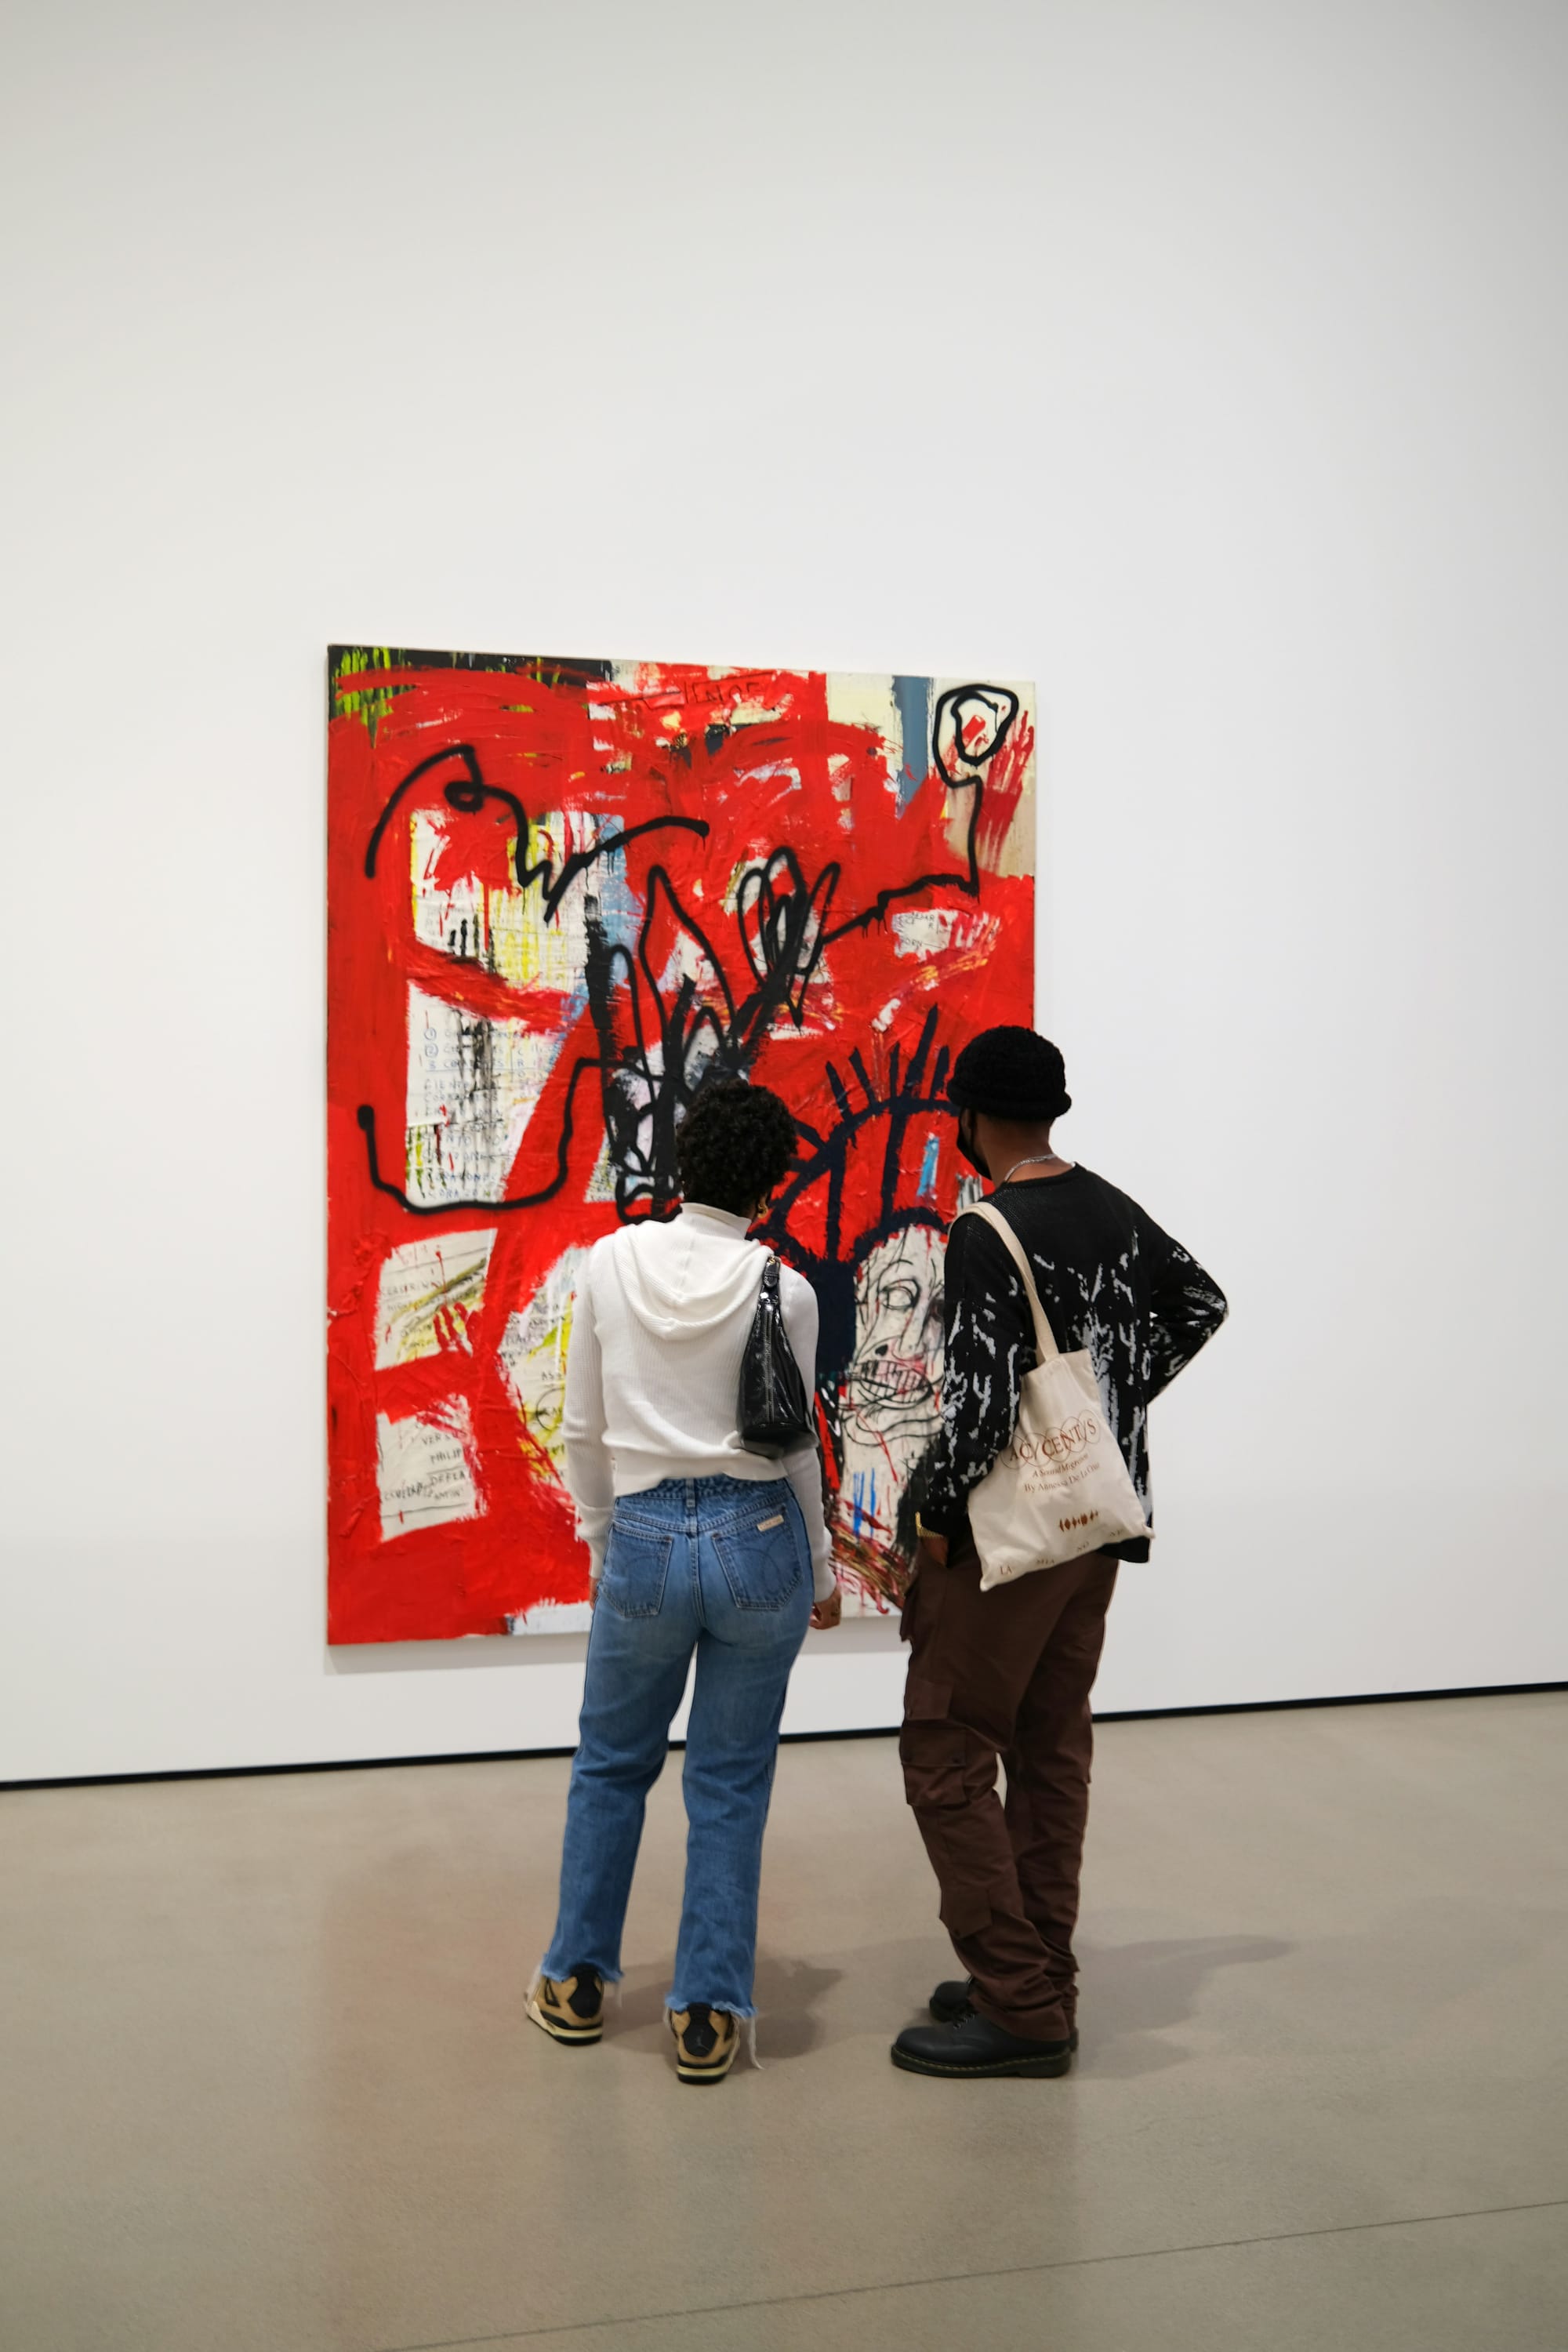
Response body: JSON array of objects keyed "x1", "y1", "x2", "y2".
[{"x1": 529, "y1": 1080, "x2": 841, "y2": 2084}]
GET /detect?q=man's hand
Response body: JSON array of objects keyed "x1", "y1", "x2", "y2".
[{"x1": 810, "y1": 1588, "x2": 843, "y2": 1630}]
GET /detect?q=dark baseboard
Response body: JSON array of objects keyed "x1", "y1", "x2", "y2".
[
  {"x1": 1097, "y1": 1676, "x2": 1568, "y2": 1722},
  {"x1": 3, "y1": 1678, "x2": 1563, "y2": 1793},
  {"x1": 780, "y1": 1676, "x2": 1568, "y2": 1738}
]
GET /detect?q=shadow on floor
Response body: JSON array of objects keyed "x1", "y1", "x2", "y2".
[
  {"x1": 617, "y1": 1956, "x2": 844, "y2": 2059},
  {"x1": 1078, "y1": 1934, "x2": 1293, "y2": 2075}
]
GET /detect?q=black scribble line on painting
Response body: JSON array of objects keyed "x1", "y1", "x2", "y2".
[
  {"x1": 532, "y1": 817, "x2": 710, "y2": 922},
  {"x1": 354, "y1": 684, "x2": 1018, "y2": 1221},
  {"x1": 354, "y1": 1056, "x2": 603, "y2": 1218},
  {"x1": 363, "y1": 742, "x2": 709, "y2": 917},
  {"x1": 585, "y1": 864, "x2": 738, "y2": 1218},
  {"x1": 815, "y1": 683, "x2": 1021, "y2": 944},
  {"x1": 931, "y1": 684, "x2": 1020, "y2": 786},
  {"x1": 732, "y1": 853, "x2": 832, "y2": 1029},
  {"x1": 756, "y1": 1007, "x2": 953, "y2": 1269}
]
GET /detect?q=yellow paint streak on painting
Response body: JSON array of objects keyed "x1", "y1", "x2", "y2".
[
  {"x1": 514, "y1": 1290, "x2": 575, "y2": 1462},
  {"x1": 485, "y1": 813, "x2": 587, "y2": 990},
  {"x1": 915, "y1": 942, "x2": 997, "y2": 993},
  {"x1": 499, "y1": 1249, "x2": 590, "y2": 1469}
]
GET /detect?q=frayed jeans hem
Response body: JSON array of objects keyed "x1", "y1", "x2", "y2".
[
  {"x1": 664, "y1": 1993, "x2": 757, "y2": 2021},
  {"x1": 533, "y1": 1955, "x2": 625, "y2": 1994}
]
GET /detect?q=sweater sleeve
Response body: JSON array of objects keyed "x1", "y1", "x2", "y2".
[
  {"x1": 1142, "y1": 1219, "x2": 1229, "y2": 1400},
  {"x1": 561, "y1": 1258, "x2": 615, "y2": 1582},
  {"x1": 779, "y1": 1271, "x2": 836, "y2": 1602},
  {"x1": 919, "y1": 1214, "x2": 1034, "y2": 1541}
]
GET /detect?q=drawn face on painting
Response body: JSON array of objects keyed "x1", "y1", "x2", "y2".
[{"x1": 844, "y1": 1227, "x2": 945, "y2": 1446}]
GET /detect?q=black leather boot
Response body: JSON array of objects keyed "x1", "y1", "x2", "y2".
[
  {"x1": 929, "y1": 1977, "x2": 1080, "y2": 2046},
  {"x1": 892, "y1": 2008, "x2": 1076, "y2": 2078}
]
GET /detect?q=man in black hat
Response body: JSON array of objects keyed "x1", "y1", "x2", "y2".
[{"x1": 892, "y1": 1026, "x2": 1228, "y2": 2078}]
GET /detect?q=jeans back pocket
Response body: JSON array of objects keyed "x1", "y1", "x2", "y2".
[
  {"x1": 601, "y1": 1519, "x2": 675, "y2": 1619},
  {"x1": 712, "y1": 1501, "x2": 806, "y2": 1613}
]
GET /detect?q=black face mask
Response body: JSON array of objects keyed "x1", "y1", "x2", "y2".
[{"x1": 955, "y1": 1110, "x2": 989, "y2": 1177}]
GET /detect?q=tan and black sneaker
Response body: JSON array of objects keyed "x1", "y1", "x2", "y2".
[
  {"x1": 669, "y1": 2003, "x2": 740, "y2": 2085},
  {"x1": 528, "y1": 1966, "x2": 605, "y2": 2046}
]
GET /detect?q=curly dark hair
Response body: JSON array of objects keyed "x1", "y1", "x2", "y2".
[{"x1": 675, "y1": 1078, "x2": 798, "y2": 1217}]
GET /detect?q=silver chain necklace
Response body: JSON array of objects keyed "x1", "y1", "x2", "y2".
[{"x1": 996, "y1": 1152, "x2": 1068, "y2": 1187}]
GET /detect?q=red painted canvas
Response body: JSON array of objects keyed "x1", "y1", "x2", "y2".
[{"x1": 327, "y1": 648, "x2": 1036, "y2": 1642}]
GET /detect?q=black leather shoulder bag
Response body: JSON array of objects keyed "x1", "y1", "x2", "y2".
[{"x1": 737, "y1": 1255, "x2": 811, "y2": 1456}]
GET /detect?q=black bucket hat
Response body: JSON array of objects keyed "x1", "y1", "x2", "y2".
[{"x1": 947, "y1": 1026, "x2": 1072, "y2": 1123}]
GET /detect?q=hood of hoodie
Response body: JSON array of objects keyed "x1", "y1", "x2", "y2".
[{"x1": 610, "y1": 1208, "x2": 767, "y2": 1340}]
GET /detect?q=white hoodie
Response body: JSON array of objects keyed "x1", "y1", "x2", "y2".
[{"x1": 562, "y1": 1202, "x2": 834, "y2": 1601}]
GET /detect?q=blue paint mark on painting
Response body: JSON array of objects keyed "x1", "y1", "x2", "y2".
[
  {"x1": 893, "y1": 676, "x2": 931, "y2": 812},
  {"x1": 919, "y1": 1134, "x2": 939, "y2": 1199},
  {"x1": 553, "y1": 815, "x2": 646, "y2": 1032}
]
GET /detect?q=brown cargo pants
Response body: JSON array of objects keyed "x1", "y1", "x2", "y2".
[{"x1": 900, "y1": 1539, "x2": 1120, "y2": 2042}]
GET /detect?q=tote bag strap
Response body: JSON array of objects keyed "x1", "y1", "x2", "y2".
[{"x1": 953, "y1": 1201, "x2": 1062, "y2": 1364}]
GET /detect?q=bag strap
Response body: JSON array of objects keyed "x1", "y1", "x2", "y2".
[{"x1": 953, "y1": 1201, "x2": 1062, "y2": 1364}]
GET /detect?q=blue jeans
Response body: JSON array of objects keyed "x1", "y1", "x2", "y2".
[{"x1": 540, "y1": 1475, "x2": 813, "y2": 2019}]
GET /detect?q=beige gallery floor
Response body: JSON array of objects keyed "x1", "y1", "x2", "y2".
[{"x1": 2, "y1": 1692, "x2": 1566, "y2": 2352}]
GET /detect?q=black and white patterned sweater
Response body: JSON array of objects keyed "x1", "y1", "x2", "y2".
[{"x1": 918, "y1": 1166, "x2": 1229, "y2": 1563}]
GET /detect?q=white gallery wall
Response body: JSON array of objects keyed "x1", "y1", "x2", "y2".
[{"x1": 3, "y1": 0, "x2": 1566, "y2": 1780}]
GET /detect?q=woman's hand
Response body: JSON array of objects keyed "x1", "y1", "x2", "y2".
[{"x1": 810, "y1": 1588, "x2": 843, "y2": 1630}]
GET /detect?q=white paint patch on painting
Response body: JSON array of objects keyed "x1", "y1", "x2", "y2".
[
  {"x1": 498, "y1": 1246, "x2": 590, "y2": 1466},
  {"x1": 827, "y1": 670, "x2": 906, "y2": 797},
  {"x1": 507, "y1": 1599, "x2": 595, "y2": 1635},
  {"x1": 376, "y1": 1403, "x2": 480, "y2": 1536},
  {"x1": 658, "y1": 929, "x2": 726, "y2": 999},
  {"x1": 584, "y1": 1134, "x2": 619, "y2": 1203},
  {"x1": 727, "y1": 759, "x2": 800, "y2": 792},
  {"x1": 376, "y1": 1230, "x2": 496, "y2": 1369},
  {"x1": 405, "y1": 985, "x2": 562, "y2": 1207},
  {"x1": 893, "y1": 908, "x2": 960, "y2": 958},
  {"x1": 826, "y1": 672, "x2": 897, "y2": 736}
]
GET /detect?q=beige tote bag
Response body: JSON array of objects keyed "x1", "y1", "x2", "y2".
[{"x1": 956, "y1": 1203, "x2": 1152, "y2": 1590}]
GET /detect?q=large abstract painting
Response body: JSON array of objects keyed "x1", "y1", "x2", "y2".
[{"x1": 327, "y1": 648, "x2": 1035, "y2": 1641}]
